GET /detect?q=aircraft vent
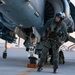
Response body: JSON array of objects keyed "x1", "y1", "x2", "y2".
[{"x1": 44, "y1": 1, "x2": 54, "y2": 24}]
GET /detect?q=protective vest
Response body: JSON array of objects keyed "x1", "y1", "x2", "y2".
[{"x1": 44, "y1": 18, "x2": 67, "y2": 42}]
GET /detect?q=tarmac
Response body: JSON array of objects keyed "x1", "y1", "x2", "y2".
[{"x1": 0, "y1": 48, "x2": 75, "y2": 75}]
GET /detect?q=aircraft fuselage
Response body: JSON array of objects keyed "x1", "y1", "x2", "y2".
[{"x1": 0, "y1": 0, "x2": 45, "y2": 28}]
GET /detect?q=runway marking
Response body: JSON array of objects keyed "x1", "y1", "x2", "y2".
[{"x1": 17, "y1": 68, "x2": 35, "y2": 75}]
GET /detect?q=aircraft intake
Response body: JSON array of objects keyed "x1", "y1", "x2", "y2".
[{"x1": 44, "y1": 0, "x2": 75, "y2": 33}]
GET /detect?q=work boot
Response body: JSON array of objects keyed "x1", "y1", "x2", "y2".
[
  {"x1": 53, "y1": 68, "x2": 57, "y2": 73},
  {"x1": 37, "y1": 66, "x2": 43, "y2": 72},
  {"x1": 63, "y1": 60, "x2": 65, "y2": 64}
]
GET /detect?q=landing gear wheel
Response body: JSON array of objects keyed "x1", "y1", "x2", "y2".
[
  {"x1": 3, "y1": 41, "x2": 7, "y2": 59},
  {"x1": 59, "y1": 51, "x2": 65, "y2": 64},
  {"x1": 29, "y1": 57, "x2": 37, "y2": 64},
  {"x1": 27, "y1": 57, "x2": 38, "y2": 68},
  {"x1": 3, "y1": 52, "x2": 7, "y2": 59}
]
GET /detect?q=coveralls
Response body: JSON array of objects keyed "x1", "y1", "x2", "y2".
[{"x1": 37, "y1": 18, "x2": 67, "y2": 72}]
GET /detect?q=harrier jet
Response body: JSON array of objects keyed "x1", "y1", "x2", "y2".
[{"x1": 0, "y1": 0, "x2": 75, "y2": 64}]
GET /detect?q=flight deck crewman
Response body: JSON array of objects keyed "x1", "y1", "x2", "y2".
[{"x1": 37, "y1": 12, "x2": 67, "y2": 73}]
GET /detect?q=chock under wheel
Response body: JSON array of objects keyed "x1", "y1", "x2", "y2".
[{"x1": 27, "y1": 64, "x2": 38, "y2": 68}]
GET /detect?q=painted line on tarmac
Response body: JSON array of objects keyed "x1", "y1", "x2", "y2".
[{"x1": 17, "y1": 69, "x2": 35, "y2": 75}]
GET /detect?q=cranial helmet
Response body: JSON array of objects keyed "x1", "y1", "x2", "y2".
[{"x1": 55, "y1": 12, "x2": 65, "y2": 20}]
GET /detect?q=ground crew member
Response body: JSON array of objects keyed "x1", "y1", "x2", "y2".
[{"x1": 37, "y1": 12, "x2": 67, "y2": 73}]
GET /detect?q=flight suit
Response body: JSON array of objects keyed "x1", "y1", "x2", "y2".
[{"x1": 37, "y1": 18, "x2": 67, "y2": 72}]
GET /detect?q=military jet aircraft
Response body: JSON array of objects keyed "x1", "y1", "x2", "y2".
[{"x1": 0, "y1": 0, "x2": 75, "y2": 64}]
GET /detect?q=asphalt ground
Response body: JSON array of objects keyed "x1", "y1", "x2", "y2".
[{"x1": 0, "y1": 48, "x2": 75, "y2": 75}]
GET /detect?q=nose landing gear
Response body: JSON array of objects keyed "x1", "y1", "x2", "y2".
[{"x1": 2, "y1": 41, "x2": 7, "y2": 59}]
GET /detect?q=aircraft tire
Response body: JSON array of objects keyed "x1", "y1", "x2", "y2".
[{"x1": 3, "y1": 52, "x2": 7, "y2": 59}]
